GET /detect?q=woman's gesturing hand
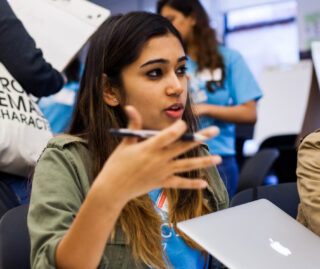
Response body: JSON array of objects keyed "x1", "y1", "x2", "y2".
[{"x1": 93, "y1": 106, "x2": 221, "y2": 208}]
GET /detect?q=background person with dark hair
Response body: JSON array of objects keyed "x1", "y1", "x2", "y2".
[{"x1": 158, "y1": 0, "x2": 263, "y2": 199}]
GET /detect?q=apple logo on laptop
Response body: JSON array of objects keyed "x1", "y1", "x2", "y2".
[{"x1": 269, "y1": 238, "x2": 292, "y2": 256}]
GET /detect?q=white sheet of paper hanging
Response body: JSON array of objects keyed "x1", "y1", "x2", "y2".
[{"x1": 9, "y1": 0, "x2": 110, "y2": 72}]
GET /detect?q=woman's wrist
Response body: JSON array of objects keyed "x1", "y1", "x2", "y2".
[{"x1": 88, "y1": 176, "x2": 129, "y2": 213}]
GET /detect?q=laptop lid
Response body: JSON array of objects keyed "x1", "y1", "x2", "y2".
[{"x1": 177, "y1": 199, "x2": 320, "y2": 269}]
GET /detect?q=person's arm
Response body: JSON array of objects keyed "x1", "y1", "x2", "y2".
[
  {"x1": 193, "y1": 100, "x2": 257, "y2": 124},
  {"x1": 0, "y1": 0, "x2": 63, "y2": 97},
  {"x1": 192, "y1": 48, "x2": 261, "y2": 125},
  {"x1": 296, "y1": 130, "x2": 320, "y2": 236}
]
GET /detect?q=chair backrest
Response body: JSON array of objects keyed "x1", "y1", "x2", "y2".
[
  {"x1": 0, "y1": 180, "x2": 20, "y2": 219},
  {"x1": 231, "y1": 182, "x2": 300, "y2": 218},
  {"x1": 259, "y1": 134, "x2": 298, "y2": 150},
  {"x1": 259, "y1": 134, "x2": 298, "y2": 182},
  {"x1": 236, "y1": 148, "x2": 280, "y2": 193},
  {"x1": 0, "y1": 204, "x2": 30, "y2": 269}
]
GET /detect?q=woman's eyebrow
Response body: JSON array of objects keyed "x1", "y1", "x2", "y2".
[
  {"x1": 177, "y1": 56, "x2": 187, "y2": 63},
  {"x1": 140, "y1": 56, "x2": 187, "y2": 68},
  {"x1": 140, "y1": 59, "x2": 168, "y2": 68}
]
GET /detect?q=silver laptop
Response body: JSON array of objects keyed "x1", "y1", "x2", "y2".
[{"x1": 177, "y1": 199, "x2": 320, "y2": 269}]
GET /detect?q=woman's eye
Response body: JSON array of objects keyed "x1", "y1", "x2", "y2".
[
  {"x1": 147, "y1": 69, "x2": 162, "y2": 78},
  {"x1": 176, "y1": 66, "x2": 187, "y2": 76}
]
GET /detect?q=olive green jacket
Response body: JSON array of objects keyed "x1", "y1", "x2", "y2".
[{"x1": 28, "y1": 135, "x2": 229, "y2": 269}]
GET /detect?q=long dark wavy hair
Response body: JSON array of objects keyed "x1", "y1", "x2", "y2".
[
  {"x1": 157, "y1": 0, "x2": 225, "y2": 92},
  {"x1": 68, "y1": 11, "x2": 213, "y2": 269}
]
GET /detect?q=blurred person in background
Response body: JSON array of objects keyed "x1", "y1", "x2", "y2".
[
  {"x1": 0, "y1": 0, "x2": 64, "y2": 209},
  {"x1": 158, "y1": 0, "x2": 263, "y2": 199}
]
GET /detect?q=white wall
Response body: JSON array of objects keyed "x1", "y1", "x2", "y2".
[
  {"x1": 254, "y1": 60, "x2": 312, "y2": 145},
  {"x1": 218, "y1": 0, "x2": 291, "y2": 12},
  {"x1": 201, "y1": 0, "x2": 224, "y2": 42}
]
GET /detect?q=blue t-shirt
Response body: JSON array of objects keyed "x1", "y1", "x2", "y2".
[
  {"x1": 38, "y1": 81, "x2": 79, "y2": 134},
  {"x1": 187, "y1": 46, "x2": 263, "y2": 156},
  {"x1": 148, "y1": 189, "x2": 208, "y2": 269}
]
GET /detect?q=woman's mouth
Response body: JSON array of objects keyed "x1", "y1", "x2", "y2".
[{"x1": 164, "y1": 103, "x2": 184, "y2": 119}]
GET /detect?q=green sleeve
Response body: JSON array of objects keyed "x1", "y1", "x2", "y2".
[{"x1": 27, "y1": 145, "x2": 92, "y2": 268}]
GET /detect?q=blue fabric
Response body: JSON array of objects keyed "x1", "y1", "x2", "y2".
[
  {"x1": 38, "y1": 81, "x2": 79, "y2": 134},
  {"x1": 187, "y1": 46, "x2": 263, "y2": 156},
  {"x1": 217, "y1": 156, "x2": 239, "y2": 200},
  {"x1": 148, "y1": 189, "x2": 208, "y2": 269},
  {"x1": 0, "y1": 172, "x2": 30, "y2": 205}
]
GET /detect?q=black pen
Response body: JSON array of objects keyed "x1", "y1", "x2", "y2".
[{"x1": 109, "y1": 128, "x2": 208, "y2": 142}]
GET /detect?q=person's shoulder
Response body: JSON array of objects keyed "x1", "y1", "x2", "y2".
[
  {"x1": 40, "y1": 135, "x2": 92, "y2": 176},
  {"x1": 218, "y1": 45, "x2": 241, "y2": 57},
  {"x1": 299, "y1": 129, "x2": 320, "y2": 150},
  {"x1": 46, "y1": 134, "x2": 87, "y2": 151},
  {"x1": 307, "y1": 129, "x2": 320, "y2": 138},
  {"x1": 218, "y1": 45, "x2": 243, "y2": 64}
]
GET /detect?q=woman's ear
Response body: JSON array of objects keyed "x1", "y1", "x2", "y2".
[{"x1": 102, "y1": 73, "x2": 120, "y2": 106}]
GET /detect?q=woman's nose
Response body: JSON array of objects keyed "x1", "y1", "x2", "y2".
[{"x1": 166, "y1": 73, "x2": 184, "y2": 96}]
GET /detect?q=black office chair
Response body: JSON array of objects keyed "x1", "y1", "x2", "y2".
[
  {"x1": 0, "y1": 180, "x2": 20, "y2": 219},
  {"x1": 0, "y1": 204, "x2": 30, "y2": 269},
  {"x1": 235, "y1": 148, "x2": 280, "y2": 194},
  {"x1": 231, "y1": 182, "x2": 300, "y2": 218},
  {"x1": 259, "y1": 134, "x2": 298, "y2": 183},
  {"x1": 259, "y1": 134, "x2": 298, "y2": 150}
]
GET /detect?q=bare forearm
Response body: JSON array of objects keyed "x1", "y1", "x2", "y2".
[
  {"x1": 193, "y1": 101, "x2": 257, "y2": 124},
  {"x1": 55, "y1": 182, "x2": 126, "y2": 269}
]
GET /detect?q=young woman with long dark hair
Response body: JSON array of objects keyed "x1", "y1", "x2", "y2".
[
  {"x1": 158, "y1": 0, "x2": 263, "y2": 199},
  {"x1": 28, "y1": 12, "x2": 228, "y2": 269}
]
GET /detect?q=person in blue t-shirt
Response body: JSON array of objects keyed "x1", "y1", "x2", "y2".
[{"x1": 158, "y1": 0, "x2": 263, "y2": 199}]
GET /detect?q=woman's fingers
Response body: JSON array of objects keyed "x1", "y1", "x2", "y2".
[
  {"x1": 146, "y1": 119, "x2": 188, "y2": 148},
  {"x1": 122, "y1": 106, "x2": 142, "y2": 144},
  {"x1": 125, "y1": 106, "x2": 142, "y2": 130},
  {"x1": 197, "y1": 126, "x2": 220, "y2": 138},
  {"x1": 163, "y1": 176, "x2": 208, "y2": 189},
  {"x1": 163, "y1": 126, "x2": 220, "y2": 159},
  {"x1": 170, "y1": 155, "x2": 222, "y2": 174}
]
